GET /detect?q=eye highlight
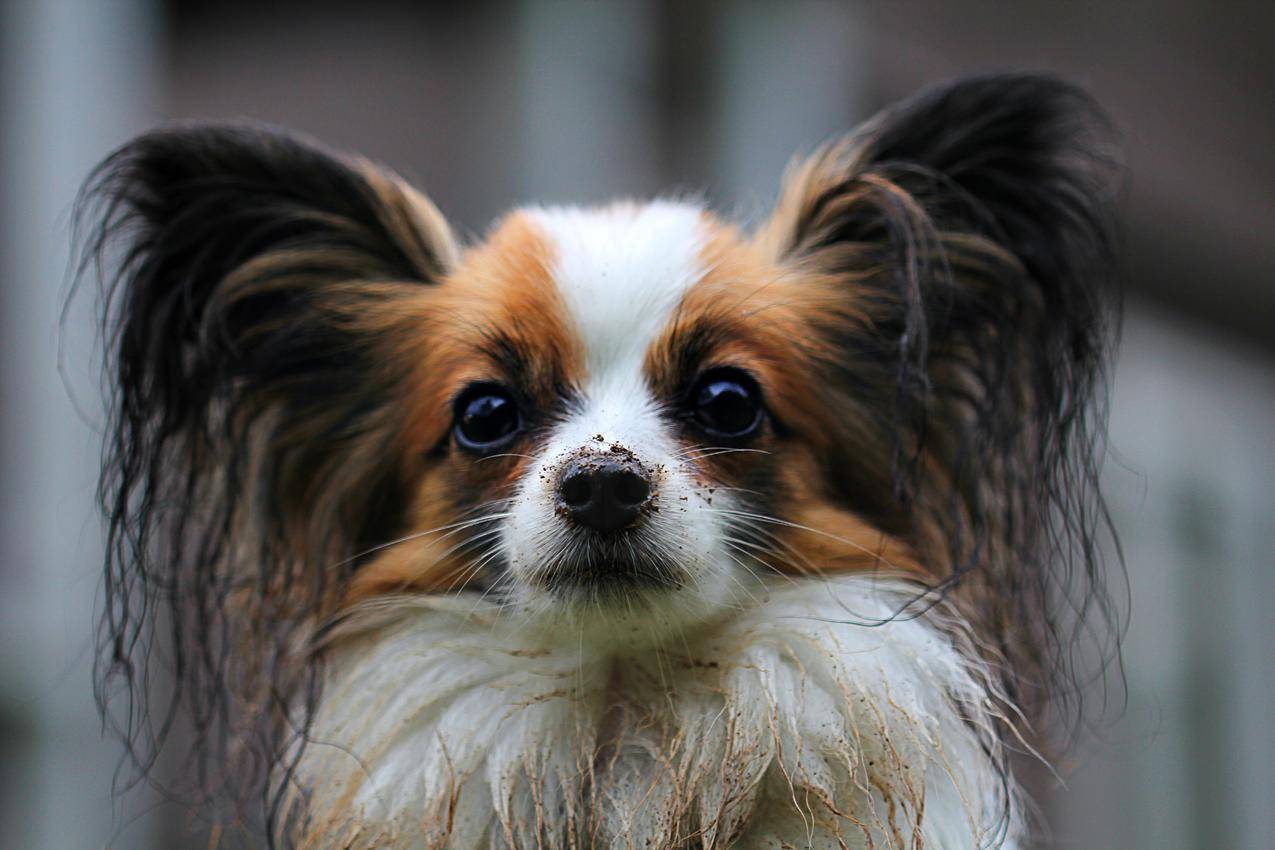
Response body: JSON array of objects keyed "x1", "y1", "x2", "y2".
[
  {"x1": 454, "y1": 383, "x2": 521, "y2": 452},
  {"x1": 686, "y1": 367, "x2": 764, "y2": 439}
]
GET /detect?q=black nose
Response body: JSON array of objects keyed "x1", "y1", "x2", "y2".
[{"x1": 557, "y1": 458, "x2": 651, "y2": 534}]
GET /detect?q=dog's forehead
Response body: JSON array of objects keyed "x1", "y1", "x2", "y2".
[{"x1": 522, "y1": 201, "x2": 709, "y2": 386}]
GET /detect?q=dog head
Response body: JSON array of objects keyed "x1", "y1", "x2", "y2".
[{"x1": 83, "y1": 73, "x2": 1118, "y2": 830}]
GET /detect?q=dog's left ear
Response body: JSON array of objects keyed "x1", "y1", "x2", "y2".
[{"x1": 758, "y1": 74, "x2": 1120, "y2": 701}]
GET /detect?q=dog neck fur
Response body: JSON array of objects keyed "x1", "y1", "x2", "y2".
[{"x1": 285, "y1": 577, "x2": 1021, "y2": 849}]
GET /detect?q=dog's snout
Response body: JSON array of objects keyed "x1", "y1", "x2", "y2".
[{"x1": 557, "y1": 457, "x2": 651, "y2": 534}]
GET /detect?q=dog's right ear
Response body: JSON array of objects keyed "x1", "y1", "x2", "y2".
[
  {"x1": 85, "y1": 123, "x2": 460, "y2": 569},
  {"x1": 79, "y1": 125, "x2": 457, "y2": 795}
]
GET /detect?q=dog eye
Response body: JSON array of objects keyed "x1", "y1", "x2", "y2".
[
  {"x1": 454, "y1": 383, "x2": 521, "y2": 452},
  {"x1": 688, "y1": 368, "x2": 764, "y2": 439}
]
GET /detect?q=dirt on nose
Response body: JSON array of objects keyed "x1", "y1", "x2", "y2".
[{"x1": 551, "y1": 439, "x2": 664, "y2": 521}]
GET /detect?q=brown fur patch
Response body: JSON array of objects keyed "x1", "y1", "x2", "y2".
[
  {"x1": 346, "y1": 214, "x2": 583, "y2": 601},
  {"x1": 647, "y1": 220, "x2": 925, "y2": 580}
]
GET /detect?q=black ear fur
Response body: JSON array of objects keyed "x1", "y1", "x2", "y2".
[
  {"x1": 79, "y1": 125, "x2": 457, "y2": 817},
  {"x1": 762, "y1": 73, "x2": 1121, "y2": 718}
]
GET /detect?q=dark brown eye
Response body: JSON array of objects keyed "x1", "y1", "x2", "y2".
[
  {"x1": 454, "y1": 383, "x2": 520, "y2": 452},
  {"x1": 688, "y1": 368, "x2": 764, "y2": 439}
]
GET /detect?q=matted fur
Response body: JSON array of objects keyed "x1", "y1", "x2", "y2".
[{"x1": 285, "y1": 577, "x2": 1018, "y2": 849}]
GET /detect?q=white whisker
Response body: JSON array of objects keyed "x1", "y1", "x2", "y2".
[
  {"x1": 705, "y1": 507, "x2": 904, "y2": 573},
  {"x1": 324, "y1": 510, "x2": 512, "y2": 573}
]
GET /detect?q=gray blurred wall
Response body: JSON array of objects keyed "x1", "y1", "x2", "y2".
[{"x1": 0, "y1": 1, "x2": 162, "y2": 847}]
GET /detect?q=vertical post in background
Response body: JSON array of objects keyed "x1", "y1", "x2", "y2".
[
  {"x1": 0, "y1": 0, "x2": 161, "y2": 847},
  {"x1": 515, "y1": 0, "x2": 664, "y2": 205},
  {"x1": 513, "y1": 0, "x2": 866, "y2": 225},
  {"x1": 708, "y1": 0, "x2": 867, "y2": 223},
  {"x1": 1054, "y1": 309, "x2": 1275, "y2": 850}
]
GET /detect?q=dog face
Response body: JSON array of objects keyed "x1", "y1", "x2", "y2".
[
  {"x1": 342, "y1": 202, "x2": 922, "y2": 639},
  {"x1": 82, "y1": 73, "x2": 1118, "y2": 843}
]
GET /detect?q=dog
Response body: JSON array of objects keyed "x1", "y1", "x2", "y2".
[{"x1": 82, "y1": 73, "x2": 1119, "y2": 848}]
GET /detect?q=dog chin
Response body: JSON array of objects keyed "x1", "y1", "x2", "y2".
[
  {"x1": 284, "y1": 576, "x2": 1022, "y2": 850},
  {"x1": 508, "y1": 559, "x2": 752, "y2": 651},
  {"x1": 501, "y1": 519, "x2": 747, "y2": 643},
  {"x1": 532, "y1": 549, "x2": 686, "y2": 597}
]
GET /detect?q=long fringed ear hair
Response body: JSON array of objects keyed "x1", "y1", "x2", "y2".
[
  {"x1": 756, "y1": 73, "x2": 1123, "y2": 726},
  {"x1": 78, "y1": 126, "x2": 458, "y2": 829}
]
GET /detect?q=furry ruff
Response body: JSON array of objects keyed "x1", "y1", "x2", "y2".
[{"x1": 284, "y1": 577, "x2": 1020, "y2": 849}]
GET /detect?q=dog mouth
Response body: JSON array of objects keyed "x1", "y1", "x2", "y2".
[{"x1": 530, "y1": 539, "x2": 686, "y2": 598}]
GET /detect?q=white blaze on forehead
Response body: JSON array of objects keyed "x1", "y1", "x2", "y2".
[
  {"x1": 503, "y1": 202, "x2": 728, "y2": 615},
  {"x1": 527, "y1": 201, "x2": 707, "y2": 398}
]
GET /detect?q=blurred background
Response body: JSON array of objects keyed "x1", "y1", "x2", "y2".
[{"x1": 1, "y1": 1, "x2": 1272, "y2": 848}]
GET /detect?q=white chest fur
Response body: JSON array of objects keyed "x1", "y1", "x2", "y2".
[{"x1": 286, "y1": 578, "x2": 1021, "y2": 850}]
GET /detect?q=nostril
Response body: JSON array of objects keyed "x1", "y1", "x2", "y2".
[
  {"x1": 559, "y1": 469, "x2": 594, "y2": 508},
  {"x1": 613, "y1": 469, "x2": 650, "y2": 507}
]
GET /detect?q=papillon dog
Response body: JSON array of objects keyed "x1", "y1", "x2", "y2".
[{"x1": 82, "y1": 73, "x2": 1120, "y2": 848}]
